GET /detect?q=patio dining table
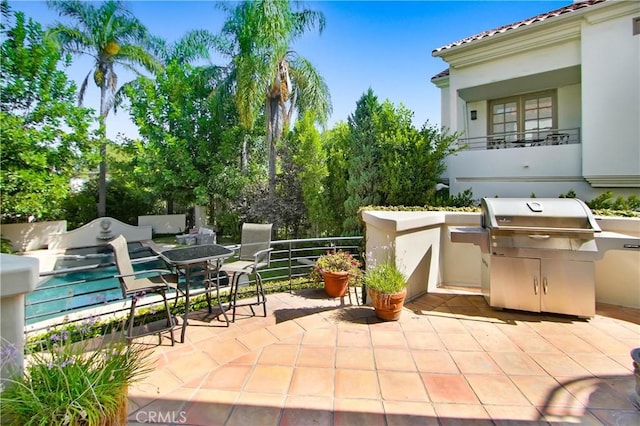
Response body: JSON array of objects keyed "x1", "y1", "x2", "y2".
[{"x1": 159, "y1": 244, "x2": 234, "y2": 342}]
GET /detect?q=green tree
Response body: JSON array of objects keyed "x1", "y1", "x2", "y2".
[
  {"x1": 124, "y1": 41, "x2": 255, "y2": 231},
  {"x1": 219, "y1": 0, "x2": 331, "y2": 193},
  {"x1": 376, "y1": 101, "x2": 456, "y2": 206},
  {"x1": 123, "y1": 30, "x2": 222, "y2": 214},
  {"x1": 47, "y1": 0, "x2": 161, "y2": 217},
  {"x1": 125, "y1": 63, "x2": 216, "y2": 210},
  {"x1": 290, "y1": 111, "x2": 328, "y2": 236},
  {"x1": 322, "y1": 122, "x2": 350, "y2": 235},
  {"x1": 341, "y1": 89, "x2": 460, "y2": 233},
  {"x1": 63, "y1": 174, "x2": 158, "y2": 230},
  {"x1": 344, "y1": 88, "x2": 383, "y2": 234},
  {"x1": 0, "y1": 2, "x2": 94, "y2": 222}
]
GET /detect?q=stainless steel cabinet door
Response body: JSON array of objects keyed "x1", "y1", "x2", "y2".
[
  {"x1": 540, "y1": 259, "x2": 594, "y2": 317},
  {"x1": 490, "y1": 256, "x2": 540, "y2": 312}
]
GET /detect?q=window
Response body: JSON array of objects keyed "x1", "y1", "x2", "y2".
[
  {"x1": 633, "y1": 17, "x2": 640, "y2": 36},
  {"x1": 489, "y1": 91, "x2": 556, "y2": 142}
]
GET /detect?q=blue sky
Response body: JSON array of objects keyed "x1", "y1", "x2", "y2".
[{"x1": 9, "y1": 0, "x2": 570, "y2": 138}]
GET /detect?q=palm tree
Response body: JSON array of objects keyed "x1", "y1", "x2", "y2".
[
  {"x1": 46, "y1": 0, "x2": 160, "y2": 217},
  {"x1": 219, "y1": 0, "x2": 332, "y2": 193}
]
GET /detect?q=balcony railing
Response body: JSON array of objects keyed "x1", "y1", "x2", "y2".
[{"x1": 457, "y1": 127, "x2": 581, "y2": 151}]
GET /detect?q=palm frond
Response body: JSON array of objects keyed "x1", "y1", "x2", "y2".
[
  {"x1": 291, "y1": 9, "x2": 326, "y2": 38},
  {"x1": 168, "y1": 29, "x2": 224, "y2": 65},
  {"x1": 115, "y1": 44, "x2": 162, "y2": 76},
  {"x1": 78, "y1": 70, "x2": 91, "y2": 107},
  {"x1": 46, "y1": 25, "x2": 94, "y2": 56},
  {"x1": 288, "y1": 54, "x2": 332, "y2": 124}
]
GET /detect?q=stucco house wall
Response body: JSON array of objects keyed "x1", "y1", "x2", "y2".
[
  {"x1": 432, "y1": 0, "x2": 640, "y2": 200},
  {"x1": 581, "y1": 5, "x2": 640, "y2": 185}
]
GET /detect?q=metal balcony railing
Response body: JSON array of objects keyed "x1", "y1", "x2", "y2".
[
  {"x1": 26, "y1": 236, "x2": 363, "y2": 332},
  {"x1": 457, "y1": 127, "x2": 581, "y2": 151}
]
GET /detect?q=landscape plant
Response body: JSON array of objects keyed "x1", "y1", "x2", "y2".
[
  {"x1": 218, "y1": 0, "x2": 331, "y2": 193},
  {"x1": 290, "y1": 111, "x2": 329, "y2": 236},
  {"x1": 0, "y1": 2, "x2": 95, "y2": 223},
  {"x1": 0, "y1": 322, "x2": 153, "y2": 425},
  {"x1": 310, "y1": 249, "x2": 363, "y2": 285},
  {"x1": 364, "y1": 261, "x2": 408, "y2": 295},
  {"x1": 47, "y1": 0, "x2": 161, "y2": 218}
]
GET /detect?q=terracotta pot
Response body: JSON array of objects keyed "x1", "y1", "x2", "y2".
[
  {"x1": 323, "y1": 270, "x2": 350, "y2": 298},
  {"x1": 368, "y1": 288, "x2": 407, "y2": 321},
  {"x1": 632, "y1": 348, "x2": 640, "y2": 407}
]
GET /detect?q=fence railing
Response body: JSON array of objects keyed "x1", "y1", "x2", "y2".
[
  {"x1": 26, "y1": 236, "x2": 363, "y2": 333},
  {"x1": 457, "y1": 127, "x2": 581, "y2": 151}
]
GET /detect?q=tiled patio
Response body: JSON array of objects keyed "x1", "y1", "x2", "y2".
[{"x1": 127, "y1": 288, "x2": 640, "y2": 425}]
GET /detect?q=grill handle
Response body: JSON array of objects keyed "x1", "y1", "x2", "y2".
[
  {"x1": 494, "y1": 226, "x2": 595, "y2": 234},
  {"x1": 528, "y1": 234, "x2": 551, "y2": 240}
]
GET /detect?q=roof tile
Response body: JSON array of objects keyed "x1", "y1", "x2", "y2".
[{"x1": 432, "y1": 0, "x2": 605, "y2": 55}]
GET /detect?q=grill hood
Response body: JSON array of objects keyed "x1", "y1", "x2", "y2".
[{"x1": 481, "y1": 198, "x2": 601, "y2": 234}]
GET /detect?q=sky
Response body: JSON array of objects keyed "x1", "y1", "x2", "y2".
[{"x1": 8, "y1": 0, "x2": 571, "y2": 139}]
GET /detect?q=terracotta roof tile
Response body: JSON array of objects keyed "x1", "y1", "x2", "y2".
[
  {"x1": 432, "y1": 0, "x2": 606, "y2": 55},
  {"x1": 431, "y1": 69, "x2": 450, "y2": 80}
]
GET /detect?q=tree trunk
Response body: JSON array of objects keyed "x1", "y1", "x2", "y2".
[
  {"x1": 267, "y1": 96, "x2": 280, "y2": 194},
  {"x1": 97, "y1": 83, "x2": 108, "y2": 217},
  {"x1": 241, "y1": 133, "x2": 248, "y2": 171}
]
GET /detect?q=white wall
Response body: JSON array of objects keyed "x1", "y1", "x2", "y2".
[
  {"x1": 1, "y1": 221, "x2": 67, "y2": 252},
  {"x1": 48, "y1": 217, "x2": 152, "y2": 249},
  {"x1": 138, "y1": 214, "x2": 186, "y2": 234},
  {"x1": 557, "y1": 83, "x2": 582, "y2": 130},
  {"x1": 451, "y1": 38, "x2": 580, "y2": 91},
  {"x1": 581, "y1": 5, "x2": 640, "y2": 183},
  {"x1": 362, "y1": 211, "x2": 446, "y2": 301},
  {"x1": 446, "y1": 144, "x2": 598, "y2": 199}
]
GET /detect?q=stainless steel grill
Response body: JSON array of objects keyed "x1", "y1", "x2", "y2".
[{"x1": 450, "y1": 197, "x2": 640, "y2": 318}]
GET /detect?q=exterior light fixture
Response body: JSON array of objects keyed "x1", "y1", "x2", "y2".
[{"x1": 470, "y1": 110, "x2": 477, "y2": 120}]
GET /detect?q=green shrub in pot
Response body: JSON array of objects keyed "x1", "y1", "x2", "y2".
[
  {"x1": 364, "y1": 262, "x2": 408, "y2": 294},
  {"x1": 364, "y1": 262, "x2": 408, "y2": 321}
]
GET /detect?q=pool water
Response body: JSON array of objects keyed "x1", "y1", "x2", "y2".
[{"x1": 25, "y1": 244, "x2": 168, "y2": 325}]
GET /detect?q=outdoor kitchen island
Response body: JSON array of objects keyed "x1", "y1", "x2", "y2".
[
  {"x1": 449, "y1": 198, "x2": 640, "y2": 318},
  {"x1": 361, "y1": 206, "x2": 640, "y2": 312}
]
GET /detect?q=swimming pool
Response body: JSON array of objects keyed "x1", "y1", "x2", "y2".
[{"x1": 26, "y1": 243, "x2": 168, "y2": 325}]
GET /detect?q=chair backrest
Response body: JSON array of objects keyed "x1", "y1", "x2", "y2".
[
  {"x1": 108, "y1": 235, "x2": 135, "y2": 296},
  {"x1": 238, "y1": 223, "x2": 272, "y2": 261}
]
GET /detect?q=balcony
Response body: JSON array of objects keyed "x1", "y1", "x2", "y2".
[{"x1": 458, "y1": 128, "x2": 581, "y2": 151}]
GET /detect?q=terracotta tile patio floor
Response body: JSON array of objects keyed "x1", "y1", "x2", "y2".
[{"x1": 127, "y1": 287, "x2": 640, "y2": 425}]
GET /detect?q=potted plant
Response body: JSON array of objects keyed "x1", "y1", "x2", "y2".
[
  {"x1": 364, "y1": 261, "x2": 409, "y2": 321},
  {"x1": 311, "y1": 249, "x2": 362, "y2": 297},
  {"x1": 0, "y1": 319, "x2": 153, "y2": 425}
]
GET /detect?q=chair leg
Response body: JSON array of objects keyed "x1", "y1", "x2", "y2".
[
  {"x1": 161, "y1": 290, "x2": 175, "y2": 346},
  {"x1": 256, "y1": 272, "x2": 267, "y2": 317},
  {"x1": 205, "y1": 281, "x2": 213, "y2": 314},
  {"x1": 214, "y1": 273, "x2": 230, "y2": 326},
  {"x1": 229, "y1": 271, "x2": 267, "y2": 321},
  {"x1": 127, "y1": 297, "x2": 137, "y2": 341},
  {"x1": 231, "y1": 273, "x2": 240, "y2": 323}
]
